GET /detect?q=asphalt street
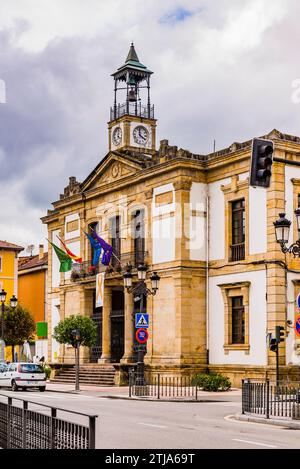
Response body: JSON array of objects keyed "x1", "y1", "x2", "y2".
[{"x1": 1, "y1": 390, "x2": 300, "y2": 449}]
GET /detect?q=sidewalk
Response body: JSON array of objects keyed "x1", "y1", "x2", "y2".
[
  {"x1": 235, "y1": 412, "x2": 300, "y2": 430},
  {"x1": 45, "y1": 381, "x2": 242, "y2": 400}
]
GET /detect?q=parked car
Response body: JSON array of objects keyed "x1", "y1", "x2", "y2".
[{"x1": 0, "y1": 362, "x2": 46, "y2": 392}]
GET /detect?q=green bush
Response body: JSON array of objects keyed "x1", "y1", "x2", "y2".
[{"x1": 191, "y1": 373, "x2": 231, "y2": 392}]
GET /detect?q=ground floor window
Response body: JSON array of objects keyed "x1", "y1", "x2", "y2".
[
  {"x1": 218, "y1": 281, "x2": 250, "y2": 354},
  {"x1": 231, "y1": 296, "x2": 245, "y2": 344}
]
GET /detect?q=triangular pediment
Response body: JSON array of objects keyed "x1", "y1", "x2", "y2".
[{"x1": 82, "y1": 152, "x2": 143, "y2": 192}]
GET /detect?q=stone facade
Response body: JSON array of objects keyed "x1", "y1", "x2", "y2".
[{"x1": 41, "y1": 47, "x2": 300, "y2": 387}]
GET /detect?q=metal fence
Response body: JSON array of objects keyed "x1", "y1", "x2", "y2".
[
  {"x1": 129, "y1": 373, "x2": 198, "y2": 400},
  {"x1": 242, "y1": 380, "x2": 300, "y2": 420},
  {"x1": 0, "y1": 393, "x2": 97, "y2": 449}
]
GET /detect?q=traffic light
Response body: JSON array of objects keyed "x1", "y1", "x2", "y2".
[
  {"x1": 276, "y1": 325, "x2": 285, "y2": 344},
  {"x1": 250, "y1": 138, "x2": 274, "y2": 188},
  {"x1": 269, "y1": 337, "x2": 278, "y2": 353}
]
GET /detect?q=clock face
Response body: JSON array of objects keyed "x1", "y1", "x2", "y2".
[
  {"x1": 133, "y1": 126, "x2": 149, "y2": 145},
  {"x1": 112, "y1": 126, "x2": 122, "y2": 146}
]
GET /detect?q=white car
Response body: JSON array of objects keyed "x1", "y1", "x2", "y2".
[{"x1": 0, "y1": 362, "x2": 46, "y2": 392}]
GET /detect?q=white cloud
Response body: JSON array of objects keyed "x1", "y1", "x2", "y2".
[{"x1": 0, "y1": 0, "x2": 299, "y2": 249}]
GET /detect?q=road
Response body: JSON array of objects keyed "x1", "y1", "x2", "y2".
[{"x1": 0, "y1": 390, "x2": 299, "y2": 449}]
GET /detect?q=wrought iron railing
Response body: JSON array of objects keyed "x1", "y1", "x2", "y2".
[
  {"x1": 129, "y1": 373, "x2": 198, "y2": 400},
  {"x1": 0, "y1": 393, "x2": 97, "y2": 449},
  {"x1": 110, "y1": 103, "x2": 154, "y2": 120},
  {"x1": 70, "y1": 261, "x2": 106, "y2": 281},
  {"x1": 70, "y1": 251, "x2": 148, "y2": 282},
  {"x1": 242, "y1": 380, "x2": 300, "y2": 420},
  {"x1": 230, "y1": 243, "x2": 245, "y2": 261}
]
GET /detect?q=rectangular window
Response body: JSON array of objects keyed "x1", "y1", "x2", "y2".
[
  {"x1": 133, "y1": 210, "x2": 145, "y2": 267},
  {"x1": 110, "y1": 216, "x2": 120, "y2": 267},
  {"x1": 231, "y1": 199, "x2": 245, "y2": 261},
  {"x1": 89, "y1": 222, "x2": 99, "y2": 264},
  {"x1": 231, "y1": 296, "x2": 245, "y2": 344}
]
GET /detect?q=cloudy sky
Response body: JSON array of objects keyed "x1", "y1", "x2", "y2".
[{"x1": 1, "y1": 0, "x2": 300, "y2": 253}]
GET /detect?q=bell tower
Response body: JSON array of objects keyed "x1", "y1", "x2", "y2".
[{"x1": 108, "y1": 43, "x2": 156, "y2": 155}]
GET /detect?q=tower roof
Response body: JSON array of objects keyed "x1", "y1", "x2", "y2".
[
  {"x1": 125, "y1": 43, "x2": 140, "y2": 63},
  {"x1": 112, "y1": 43, "x2": 153, "y2": 80}
]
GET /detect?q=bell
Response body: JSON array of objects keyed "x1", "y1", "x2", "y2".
[{"x1": 128, "y1": 89, "x2": 137, "y2": 102}]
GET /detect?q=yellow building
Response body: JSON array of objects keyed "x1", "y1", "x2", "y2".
[
  {"x1": 0, "y1": 240, "x2": 24, "y2": 362},
  {"x1": 0, "y1": 240, "x2": 24, "y2": 301}
]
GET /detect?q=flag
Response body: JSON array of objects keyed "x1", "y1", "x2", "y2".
[
  {"x1": 83, "y1": 231, "x2": 102, "y2": 266},
  {"x1": 48, "y1": 239, "x2": 72, "y2": 272},
  {"x1": 57, "y1": 236, "x2": 82, "y2": 263},
  {"x1": 90, "y1": 228, "x2": 113, "y2": 266}
]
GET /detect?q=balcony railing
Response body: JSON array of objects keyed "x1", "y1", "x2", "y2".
[
  {"x1": 110, "y1": 103, "x2": 154, "y2": 121},
  {"x1": 230, "y1": 243, "x2": 245, "y2": 262},
  {"x1": 70, "y1": 251, "x2": 148, "y2": 282},
  {"x1": 70, "y1": 261, "x2": 106, "y2": 282}
]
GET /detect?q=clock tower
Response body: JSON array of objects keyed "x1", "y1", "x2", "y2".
[{"x1": 108, "y1": 43, "x2": 156, "y2": 155}]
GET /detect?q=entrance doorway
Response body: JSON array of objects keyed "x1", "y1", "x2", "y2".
[
  {"x1": 110, "y1": 289, "x2": 124, "y2": 362},
  {"x1": 91, "y1": 290, "x2": 102, "y2": 363}
]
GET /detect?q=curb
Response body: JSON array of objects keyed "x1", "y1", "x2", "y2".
[
  {"x1": 234, "y1": 413, "x2": 300, "y2": 430},
  {"x1": 46, "y1": 389, "x2": 231, "y2": 403}
]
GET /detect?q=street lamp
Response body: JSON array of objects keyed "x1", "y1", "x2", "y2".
[
  {"x1": 71, "y1": 329, "x2": 81, "y2": 391},
  {"x1": 274, "y1": 211, "x2": 300, "y2": 256},
  {"x1": 123, "y1": 265, "x2": 160, "y2": 387},
  {"x1": 0, "y1": 289, "x2": 7, "y2": 363},
  {"x1": 0, "y1": 290, "x2": 18, "y2": 362},
  {"x1": 10, "y1": 295, "x2": 18, "y2": 309}
]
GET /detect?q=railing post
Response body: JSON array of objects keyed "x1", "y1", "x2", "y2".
[
  {"x1": 157, "y1": 374, "x2": 160, "y2": 400},
  {"x1": 129, "y1": 371, "x2": 132, "y2": 398},
  {"x1": 7, "y1": 396, "x2": 12, "y2": 449},
  {"x1": 22, "y1": 400, "x2": 28, "y2": 449},
  {"x1": 195, "y1": 382, "x2": 198, "y2": 401},
  {"x1": 266, "y1": 379, "x2": 270, "y2": 419},
  {"x1": 89, "y1": 416, "x2": 96, "y2": 449},
  {"x1": 51, "y1": 408, "x2": 57, "y2": 449},
  {"x1": 242, "y1": 379, "x2": 245, "y2": 414}
]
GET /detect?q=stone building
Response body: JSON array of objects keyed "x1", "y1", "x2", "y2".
[{"x1": 42, "y1": 44, "x2": 300, "y2": 386}]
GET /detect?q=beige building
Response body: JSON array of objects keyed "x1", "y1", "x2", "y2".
[{"x1": 42, "y1": 44, "x2": 300, "y2": 386}]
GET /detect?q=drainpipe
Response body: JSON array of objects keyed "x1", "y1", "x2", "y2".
[{"x1": 206, "y1": 193, "x2": 210, "y2": 371}]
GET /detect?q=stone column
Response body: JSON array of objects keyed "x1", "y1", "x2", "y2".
[
  {"x1": 174, "y1": 178, "x2": 192, "y2": 262},
  {"x1": 266, "y1": 161, "x2": 286, "y2": 372},
  {"x1": 121, "y1": 290, "x2": 134, "y2": 363},
  {"x1": 99, "y1": 286, "x2": 112, "y2": 363}
]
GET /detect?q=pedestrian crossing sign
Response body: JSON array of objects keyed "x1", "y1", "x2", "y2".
[{"x1": 135, "y1": 313, "x2": 149, "y2": 329}]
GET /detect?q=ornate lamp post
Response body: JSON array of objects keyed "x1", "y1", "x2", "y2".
[
  {"x1": 0, "y1": 290, "x2": 18, "y2": 362},
  {"x1": 123, "y1": 265, "x2": 160, "y2": 386},
  {"x1": 274, "y1": 211, "x2": 300, "y2": 256}
]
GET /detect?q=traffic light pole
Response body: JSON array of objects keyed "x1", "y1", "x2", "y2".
[{"x1": 276, "y1": 345, "x2": 279, "y2": 389}]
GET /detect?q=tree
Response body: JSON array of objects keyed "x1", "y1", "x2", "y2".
[
  {"x1": 3, "y1": 305, "x2": 36, "y2": 359},
  {"x1": 53, "y1": 315, "x2": 97, "y2": 348}
]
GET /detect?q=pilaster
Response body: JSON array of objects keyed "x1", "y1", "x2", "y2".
[
  {"x1": 121, "y1": 289, "x2": 135, "y2": 363},
  {"x1": 99, "y1": 286, "x2": 112, "y2": 363}
]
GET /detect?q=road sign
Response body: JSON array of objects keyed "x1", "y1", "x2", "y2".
[
  {"x1": 295, "y1": 315, "x2": 300, "y2": 338},
  {"x1": 297, "y1": 294, "x2": 300, "y2": 309},
  {"x1": 136, "y1": 328, "x2": 149, "y2": 344},
  {"x1": 135, "y1": 313, "x2": 149, "y2": 329}
]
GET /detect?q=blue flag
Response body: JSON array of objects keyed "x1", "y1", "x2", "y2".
[{"x1": 83, "y1": 231, "x2": 102, "y2": 266}]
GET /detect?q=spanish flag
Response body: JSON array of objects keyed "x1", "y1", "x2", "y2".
[{"x1": 57, "y1": 236, "x2": 82, "y2": 263}]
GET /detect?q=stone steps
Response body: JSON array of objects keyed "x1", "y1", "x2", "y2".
[{"x1": 51, "y1": 364, "x2": 116, "y2": 386}]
